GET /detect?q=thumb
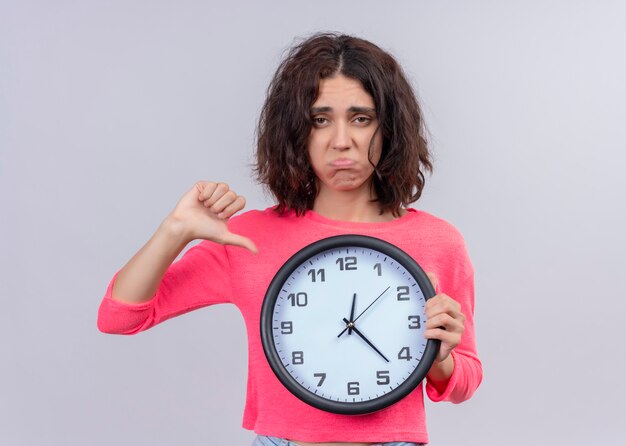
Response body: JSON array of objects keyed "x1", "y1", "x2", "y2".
[
  {"x1": 222, "y1": 231, "x2": 258, "y2": 254},
  {"x1": 426, "y1": 272, "x2": 439, "y2": 293}
]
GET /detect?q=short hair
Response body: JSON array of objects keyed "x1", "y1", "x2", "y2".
[{"x1": 255, "y1": 32, "x2": 432, "y2": 216}]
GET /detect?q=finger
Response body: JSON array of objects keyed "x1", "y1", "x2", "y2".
[
  {"x1": 196, "y1": 181, "x2": 219, "y2": 201},
  {"x1": 425, "y1": 294, "x2": 461, "y2": 317},
  {"x1": 217, "y1": 196, "x2": 247, "y2": 219},
  {"x1": 426, "y1": 303, "x2": 462, "y2": 321},
  {"x1": 210, "y1": 190, "x2": 238, "y2": 214},
  {"x1": 424, "y1": 327, "x2": 461, "y2": 346},
  {"x1": 425, "y1": 313, "x2": 464, "y2": 332},
  {"x1": 426, "y1": 272, "x2": 439, "y2": 293},
  {"x1": 202, "y1": 183, "x2": 230, "y2": 207},
  {"x1": 222, "y1": 231, "x2": 258, "y2": 254},
  {"x1": 426, "y1": 307, "x2": 464, "y2": 328}
]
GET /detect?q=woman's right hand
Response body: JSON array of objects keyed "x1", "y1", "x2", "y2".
[{"x1": 165, "y1": 181, "x2": 258, "y2": 253}]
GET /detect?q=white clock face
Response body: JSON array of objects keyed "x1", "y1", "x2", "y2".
[{"x1": 262, "y1": 236, "x2": 436, "y2": 414}]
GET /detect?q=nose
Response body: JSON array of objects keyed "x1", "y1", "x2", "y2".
[{"x1": 331, "y1": 121, "x2": 351, "y2": 151}]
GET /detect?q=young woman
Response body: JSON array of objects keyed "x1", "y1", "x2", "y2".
[{"x1": 98, "y1": 33, "x2": 482, "y2": 446}]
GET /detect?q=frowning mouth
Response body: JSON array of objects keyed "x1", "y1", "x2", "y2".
[{"x1": 330, "y1": 158, "x2": 357, "y2": 168}]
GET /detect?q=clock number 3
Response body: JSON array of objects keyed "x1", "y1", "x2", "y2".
[{"x1": 408, "y1": 315, "x2": 421, "y2": 329}]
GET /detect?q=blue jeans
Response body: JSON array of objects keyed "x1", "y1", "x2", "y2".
[{"x1": 251, "y1": 436, "x2": 423, "y2": 446}]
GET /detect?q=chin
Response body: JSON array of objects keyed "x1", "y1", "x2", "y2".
[
  {"x1": 328, "y1": 173, "x2": 361, "y2": 186},
  {"x1": 329, "y1": 181, "x2": 367, "y2": 192}
]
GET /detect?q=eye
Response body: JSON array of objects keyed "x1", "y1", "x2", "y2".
[
  {"x1": 312, "y1": 116, "x2": 329, "y2": 126},
  {"x1": 353, "y1": 115, "x2": 372, "y2": 125}
]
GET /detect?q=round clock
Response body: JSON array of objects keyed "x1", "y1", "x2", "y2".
[{"x1": 260, "y1": 234, "x2": 439, "y2": 415}]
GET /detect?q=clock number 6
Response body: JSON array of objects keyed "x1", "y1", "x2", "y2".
[{"x1": 347, "y1": 381, "x2": 360, "y2": 395}]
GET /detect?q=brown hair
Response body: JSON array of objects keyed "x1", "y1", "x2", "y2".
[{"x1": 255, "y1": 32, "x2": 432, "y2": 216}]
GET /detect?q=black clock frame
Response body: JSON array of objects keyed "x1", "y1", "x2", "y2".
[{"x1": 260, "y1": 234, "x2": 440, "y2": 415}]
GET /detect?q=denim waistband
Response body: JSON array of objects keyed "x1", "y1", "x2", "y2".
[{"x1": 251, "y1": 435, "x2": 424, "y2": 446}]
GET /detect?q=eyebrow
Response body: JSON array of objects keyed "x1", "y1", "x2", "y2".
[{"x1": 311, "y1": 106, "x2": 376, "y2": 114}]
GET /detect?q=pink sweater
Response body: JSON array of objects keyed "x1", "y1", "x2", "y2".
[{"x1": 98, "y1": 208, "x2": 482, "y2": 443}]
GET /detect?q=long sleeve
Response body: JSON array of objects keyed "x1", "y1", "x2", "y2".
[
  {"x1": 97, "y1": 241, "x2": 233, "y2": 335},
  {"x1": 426, "y1": 272, "x2": 482, "y2": 403}
]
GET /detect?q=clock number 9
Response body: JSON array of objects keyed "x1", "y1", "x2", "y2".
[
  {"x1": 280, "y1": 321, "x2": 293, "y2": 334},
  {"x1": 336, "y1": 256, "x2": 357, "y2": 271},
  {"x1": 287, "y1": 292, "x2": 308, "y2": 307}
]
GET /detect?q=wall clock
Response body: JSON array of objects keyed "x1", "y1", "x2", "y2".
[{"x1": 260, "y1": 234, "x2": 439, "y2": 415}]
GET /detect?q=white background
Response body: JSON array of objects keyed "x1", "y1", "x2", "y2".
[{"x1": 1, "y1": 1, "x2": 625, "y2": 445}]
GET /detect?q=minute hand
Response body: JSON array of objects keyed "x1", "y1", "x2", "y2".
[
  {"x1": 337, "y1": 286, "x2": 390, "y2": 338},
  {"x1": 343, "y1": 318, "x2": 389, "y2": 362}
]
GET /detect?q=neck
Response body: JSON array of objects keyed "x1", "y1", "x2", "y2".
[{"x1": 312, "y1": 188, "x2": 395, "y2": 223}]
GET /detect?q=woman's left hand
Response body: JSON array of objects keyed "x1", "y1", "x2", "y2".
[{"x1": 424, "y1": 274, "x2": 466, "y2": 363}]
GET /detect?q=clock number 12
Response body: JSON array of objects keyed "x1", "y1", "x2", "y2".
[{"x1": 336, "y1": 256, "x2": 357, "y2": 271}]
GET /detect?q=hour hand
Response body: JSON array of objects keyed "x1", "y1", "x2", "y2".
[
  {"x1": 337, "y1": 287, "x2": 390, "y2": 338},
  {"x1": 337, "y1": 293, "x2": 357, "y2": 338},
  {"x1": 348, "y1": 293, "x2": 356, "y2": 335},
  {"x1": 342, "y1": 318, "x2": 389, "y2": 363}
]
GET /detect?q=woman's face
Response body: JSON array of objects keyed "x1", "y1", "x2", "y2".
[{"x1": 307, "y1": 75, "x2": 382, "y2": 198}]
